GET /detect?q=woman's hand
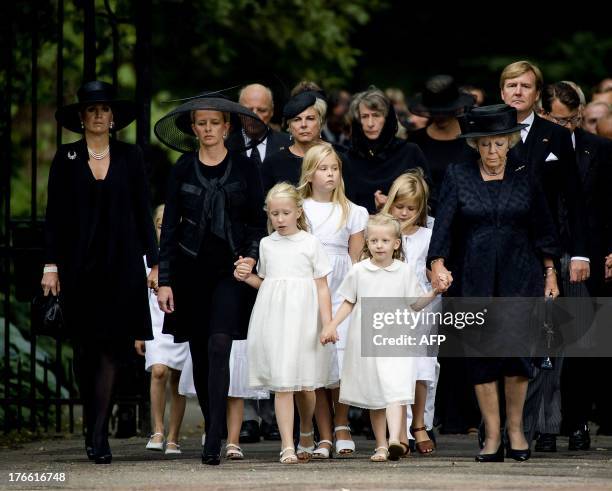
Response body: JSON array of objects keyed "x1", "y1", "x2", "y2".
[
  {"x1": 134, "y1": 340, "x2": 146, "y2": 356},
  {"x1": 605, "y1": 254, "x2": 612, "y2": 282},
  {"x1": 233, "y1": 256, "x2": 255, "y2": 281},
  {"x1": 374, "y1": 190, "x2": 388, "y2": 210},
  {"x1": 431, "y1": 261, "x2": 452, "y2": 292},
  {"x1": 545, "y1": 271, "x2": 560, "y2": 298},
  {"x1": 147, "y1": 265, "x2": 159, "y2": 292},
  {"x1": 157, "y1": 286, "x2": 175, "y2": 313},
  {"x1": 41, "y1": 264, "x2": 60, "y2": 296},
  {"x1": 320, "y1": 323, "x2": 339, "y2": 345}
]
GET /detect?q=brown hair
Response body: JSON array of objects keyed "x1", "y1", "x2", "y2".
[{"x1": 499, "y1": 61, "x2": 544, "y2": 93}]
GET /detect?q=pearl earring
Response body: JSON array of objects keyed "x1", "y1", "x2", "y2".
[
  {"x1": 109, "y1": 121, "x2": 115, "y2": 129},
  {"x1": 80, "y1": 121, "x2": 84, "y2": 129}
]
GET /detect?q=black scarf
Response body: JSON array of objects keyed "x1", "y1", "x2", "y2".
[{"x1": 193, "y1": 153, "x2": 241, "y2": 253}]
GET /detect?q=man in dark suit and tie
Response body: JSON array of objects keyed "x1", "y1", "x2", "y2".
[
  {"x1": 227, "y1": 83, "x2": 290, "y2": 167},
  {"x1": 499, "y1": 61, "x2": 590, "y2": 453},
  {"x1": 540, "y1": 80, "x2": 612, "y2": 449}
]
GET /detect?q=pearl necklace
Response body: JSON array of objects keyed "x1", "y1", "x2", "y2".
[
  {"x1": 87, "y1": 145, "x2": 110, "y2": 160},
  {"x1": 480, "y1": 161, "x2": 505, "y2": 176}
]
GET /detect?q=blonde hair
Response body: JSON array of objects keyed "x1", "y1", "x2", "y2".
[
  {"x1": 360, "y1": 213, "x2": 405, "y2": 261},
  {"x1": 381, "y1": 169, "x2": 429, "y2": 230},
  {"x1": 297, "y1": 143, "x2": 350, "y2": 230},
  {"x1": 499, "y1": 60, "x2": 544, "y2": 93},
  {"x1": 285, "y1": 97, "x2": 327, "y2": 133},
  {"x1": 264, "y1": 182, "x2": 309, "y2": 234}
]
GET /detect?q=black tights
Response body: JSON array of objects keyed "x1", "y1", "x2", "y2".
[
  {"x1": 189, "y1": 333, "x2": 233, "y2": 456},
  {"x1": 75, "y1": 344, "x2": 120, "y2": 455}
]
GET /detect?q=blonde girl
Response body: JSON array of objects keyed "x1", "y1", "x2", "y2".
[
  {"x1": 298, "y1": 143, "x2": 368, "y2": 458},
  {"x1": 321, "y1": 214, "x2": 449, "y2": 462},
  {"x1": 383, "y1": 170, "x2": 440, "y2": 455},
  {"x1": 235, "y1": 183, "x2": 338, "y2": 464}
]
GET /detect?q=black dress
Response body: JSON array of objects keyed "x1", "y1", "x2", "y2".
[
  {"x1": 260, "y1": 147, "x2": 303, "y2": 194},
  {"x1": 407, "y1": 127, "x2": 476, "y2": 216},
  {"x1": 427, "y1": 159, "x2": 561, "y2": 384}
]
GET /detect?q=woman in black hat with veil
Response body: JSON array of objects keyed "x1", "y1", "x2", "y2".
[
  {"x1": 154, "y1": 95, "x2": 267, "y2": 465},
  {"x1": 41, "y1": 80, "x2": 159, "y2": 464}
]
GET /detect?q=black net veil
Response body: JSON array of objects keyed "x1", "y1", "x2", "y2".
[{"x1": 154, "y1": 96, "x2": 267, "y2": 153}]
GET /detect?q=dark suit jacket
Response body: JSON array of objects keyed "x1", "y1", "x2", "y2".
[
  {"x1": 427, "y1": 158, "x2": 560, "y2": 297},
  {"x1": 225, "y1": 128, "x2": 291, "y2": 163},
  {"x1": 44, "y1": 139, "x2": 158, "y2": 340},
  {"x1": 574, "y1": 128, "x2": 612, "y2": 292},
  {"x1": 510, "y1": 114, "x2": 588, "y2": 258}
]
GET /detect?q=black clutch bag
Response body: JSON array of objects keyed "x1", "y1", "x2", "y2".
[{"x1": 32, "y1": 294, "x2": 65, "y2": 338}]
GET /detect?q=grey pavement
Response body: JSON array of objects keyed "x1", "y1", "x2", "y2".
[{"x1": 1, "y1": 430, "x2": 612, "y2": 490}]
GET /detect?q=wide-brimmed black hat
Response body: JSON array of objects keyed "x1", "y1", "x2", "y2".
[
  {"x1": 55, "y1": 80, "x2": 138, "y2": 134},
  {"x1": 408, "y1": 75, "x2": 475, "y2": 117},
  {"x1": 458, "y1": 104, "x2": 528, "y2": 138},
  {"x1": 154, "y1": 94, "x2": 267, "y2": 153}
]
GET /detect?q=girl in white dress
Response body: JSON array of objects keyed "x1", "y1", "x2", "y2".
[
  {"x1": 383, "y1": 170, "x2": 440, "y2": 455},
  {"x1": 298, "y1": 143, "x2": 368, "y2": 458},
  {"x1": 145, "y1": 205, "x2": 190, "y2": 455},
  {"x1": 235, "y1": 182, "x2": 337, "y2": 464},
  {"x1": 321, "y1": 214, "x2": 449, "y2": 462}
]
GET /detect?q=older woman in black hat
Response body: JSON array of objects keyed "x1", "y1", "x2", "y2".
[
  {"x1": 154, "y1": 95, "x2": 267, "y2": 465},
  {"x1": 342, "y1": 86, "x2": 431, "y2": 214},
  {"x1": 261, "y1": 91, "x2": 327, "y2": 193},
  {"x1": 427, "y1": 104, "x2": 561, "y2": 462},
  {"x1": 407, "y1": 75, "x2": 476, "y2": 217},
  {"x1": 41, "y1": 80, "x2": 159, "y2": 464}
]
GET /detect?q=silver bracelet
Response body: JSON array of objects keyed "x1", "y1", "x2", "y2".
[{"x1": 43, "y1": 266, "x2": 58, "y2": 274}]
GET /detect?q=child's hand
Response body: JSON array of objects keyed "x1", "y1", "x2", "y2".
[
  {"x1": 234, "y1": 260, "x2": 253, "y2": 281},
  {"x1": 320, "y1": 324, "x2": 339, "y2": 345}
]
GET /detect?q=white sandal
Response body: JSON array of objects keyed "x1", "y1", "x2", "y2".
[
  {"x1": 165, "y1": 442, "x2": 182, "y2": 455},
  {"x1": 146, "y1": 432, "x2": 165, "y2": 451},
  {"x1": 279, "y1": 447, "x2": 298, "y2": 464},
  {"x1": 296, "y1": 430, "x2": 315, "y2": 461},
  {"x1": 371, "y1": 446, "x2": 389, "y2": 462},
  {"x1": 225, "y1": 443, "x2": 244, "y2": 460},
  {"x1": 312, "y1": 439, "x2": 333, "y2": 459},
  {"x1": 334, "y1": 425, "x2": 356, "y2": 455}
]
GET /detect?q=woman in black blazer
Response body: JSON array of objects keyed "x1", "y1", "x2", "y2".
[
  {"x1": 154, "y1": 95, "x2": 267, "y2": 465},
  {"x1": 41, "y1": 81, "x2": 159, "y2": 464},
  {"x1": 427, "y1": 105, "x2": 561, "y2": 462}
]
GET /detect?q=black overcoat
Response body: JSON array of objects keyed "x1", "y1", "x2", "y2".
[
  {"x1": 427, "y1": 157, "x2": 560, "y2": 297},
  {"x1": 44, "y1": 139, "x2": 158, "y2": 341}
]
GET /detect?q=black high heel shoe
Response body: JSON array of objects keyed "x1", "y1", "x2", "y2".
[
  {"x1": 506, "y1": 447, "x2": 531, "y2": 462},
  {"x1": 475, "y1": 443, "x2": 504, "y2": 462},
  {"x1": 85, "y1": 445, "x2": 95, "y2": 461}
]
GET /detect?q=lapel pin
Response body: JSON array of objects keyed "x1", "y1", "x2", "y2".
[
  {"x1": 67, "y1": 150, "x2": 77, "y2": 160},
  {"x1": 515, "y1": 165, "x2": 525, "y2": 171}
]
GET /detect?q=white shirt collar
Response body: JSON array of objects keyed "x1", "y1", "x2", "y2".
[
  {"x1": 520, "y1": 111, "x2": 535, "y2": 142},
  {"x1": 571, "y1": 131, "x2": 576, "y2": 150},
  {"x1": 362, "y1": 258, "x2": 402, "y2": 272},
  {"x1": 269, "y1": 230, "x2": 308, "y2": 241}
]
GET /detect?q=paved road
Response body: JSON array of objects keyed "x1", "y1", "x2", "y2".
[{"x1": 1, "y1": 432, "x2": 611, "y2": 490}]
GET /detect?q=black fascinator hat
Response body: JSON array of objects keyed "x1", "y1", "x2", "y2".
[{"x1": 55, "y1": 80, "x2": 137, "y2": 134}]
